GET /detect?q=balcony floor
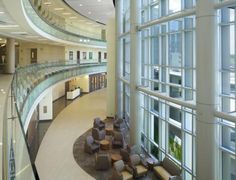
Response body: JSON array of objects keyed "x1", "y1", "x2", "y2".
[{"x1": 35, "y1": 88, "x2": 107, "y2": 180}]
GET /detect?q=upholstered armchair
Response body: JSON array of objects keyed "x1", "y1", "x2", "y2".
[
  {"x1": 92, "y1": 128, "x2": 106, "y2": 141},
  {"x1": 95, "y1": 152, "x2": 111, "y2": 170},
  {"x1": 153, "y1": 157, "x2": 182, "y2": 180},
  {"x1": 130, "y1": 154, "x2": 148, "y2": 178},
  {"x1": 113, "y1": 118, "x2": 126, "y2": 132},
  {"x1": 93, "y1": 117, "x2": 105, "y2": 130},
  {"x1": 112, "y1": 131, "x2": 125, "y2": 148},
  {"x1": 109, "y1": 160, "x2": 133, "y2": 180},
  {"x1": 84, "y1": 136, "x2": 100, "y2": 154}
]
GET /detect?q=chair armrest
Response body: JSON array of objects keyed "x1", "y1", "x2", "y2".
[
  {"x1": 125, "y1": 164, "x2": 134, "y2": 174},
  {"x1": 169, "y1": 176, "x2": 182, "y2": 180}
]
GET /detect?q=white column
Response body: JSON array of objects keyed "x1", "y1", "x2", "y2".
[
  {"x1": 116, "y1": 0, "x2": 123, "y2": 118},
  {"x1": 196, "y1": 0, "x2": 218, "y2": 179},
  {"x1": 5, "y1": 38, "x2": 15, "y2": 74},
  {"x1": 129, "y1": 0, "x2": 141, "y2": 146},
  {"x1": 106, "y1": 17, "x2": 117, "y2": 118}
]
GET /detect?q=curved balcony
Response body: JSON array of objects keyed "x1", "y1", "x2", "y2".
[
  {"x1": 21, "y1": 0, "x2": 106, "y2": 47},
  {"x1": 2, "y1": 62, "x2": 107, "y2": 179}
]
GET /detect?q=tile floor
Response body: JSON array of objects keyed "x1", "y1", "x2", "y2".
[{"x1": 35, "y1": 89, "x2": 107, "y2": 180}]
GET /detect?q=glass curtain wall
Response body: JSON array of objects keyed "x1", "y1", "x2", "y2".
[
  {"x1": 117, "y1": 0, "x2": 236, "y2": 180},
  {"x1": 218, "y1": 6, "x2": 236, "y2": 180},
  {"x1": 140, "y1": 0, "x2": 196, "y2": 179},
  {"x1": 118, "y1": 0, "x2": 131, "y2": 124}
]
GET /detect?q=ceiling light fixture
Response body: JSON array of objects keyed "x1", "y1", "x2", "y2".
[
  {"x1": 10, "y1": 31, "x2": 28, "y2": 35},
  {"x1": 54, "y1": 8, "x2": 64, "y2": 11},
  {"x1": 44, "y1": 1, "x2": 52, "y2": 5},
  {"x1": 69, "y1": 16, "x2": 77, "y2": 19},
  {"x1": 79, "y1": 4, "x2": 83, "y2": 7},
  {"x1": 88, "y1": 11, "x2": 92, "y2": 14},
  {"x1": 97, "y1": 0, "x2": 101, "y2": 2},
  {"x1": 0, "y1": 25, "x2": 19, "y2": 28},
  {"x1": 0, "y1": 11, "x2": 5, "y2": 14},
  {"x1": 62, "y1": 12, "x2": 71, "y2": 15}
]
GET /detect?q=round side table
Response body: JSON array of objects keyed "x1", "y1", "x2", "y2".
[{"x1": 100, "y1": 139, "x2": 110, "y2": 150}]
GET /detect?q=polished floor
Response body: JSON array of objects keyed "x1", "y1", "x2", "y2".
[{"x1": 35, "y1": 89, "x2": 107, "y2": 180}]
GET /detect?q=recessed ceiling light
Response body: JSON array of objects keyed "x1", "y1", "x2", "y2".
[
  {"x1": 69, "y1": 16, "x2": 77, "y2": 19},
  {"x1": 0, "y1": 11, "x2": 5, "y2": 14},
  {"x1": 38, "y1": 38, "x2": 47, "y2": 41},
  {"x1": 10, "y1": 31, "x2": 28, "y2": 35},
  {"x1": 88, "y1": 11, "x2": 92, "y2": 14},
  {"x1": 0, "y1": 25, "x2": 19, "y2": 28},
  {"x1": 62, "y1": 12, "x2": 71, "y2": 15},
  {"x1": 44, "y1": 1, "x2": 52, "y2": 5},
  {"x1": 97, "y1": 0, "x2": 101, "y2": 2},
  {"x1": 54, "y1": 8, "x2": 64, "y2": 11},
  {"x1": 79, "y1": 4, "x2": 83, "y2": 6}
]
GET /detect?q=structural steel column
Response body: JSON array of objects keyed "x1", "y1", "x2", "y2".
[
  {"x1": 5, "y1": 38, "x2": 15, "y2": 74},
  {"x1": 196, "y1": 0, "x2": 218, "y2": 179},
  {"x1": 129, "y1": 0, "x2": 141, "y2": 146}
]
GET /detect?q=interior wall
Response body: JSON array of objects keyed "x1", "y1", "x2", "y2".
[
  {"x1": 19, "y1": 42, "x2": 65, "y2": 66},
  {"x1": 68, "y1": 75, "x2": 90, "y2": 93},
  {"x1": 39, "y1": 88, "x2": 53, "y2": 120},
  {"x1": 65, "y1": 46, "x2": 107, "y2": 61},
  {"x1": 52, "y1": 82, "x2": 65, "y2": 101}
]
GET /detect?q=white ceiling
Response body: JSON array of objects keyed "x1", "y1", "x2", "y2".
[{"x1": 64, "y1": 0, "x2": 115, "y2": 24}]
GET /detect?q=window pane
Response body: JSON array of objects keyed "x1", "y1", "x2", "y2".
[{"x1": 169, "y1": 124, "x2": 182, "y2": 161}]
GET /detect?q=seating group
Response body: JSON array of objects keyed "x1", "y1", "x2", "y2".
[{"x1": 83, "y1": 116, "x2": 182, "y2": 180}]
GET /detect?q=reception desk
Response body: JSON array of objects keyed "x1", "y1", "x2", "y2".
[{"x1": 67, "y1": 88, "x2": 80, "y2": 100}]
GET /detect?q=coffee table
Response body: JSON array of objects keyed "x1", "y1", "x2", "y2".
[
  {"x1": 100, "y1": 139, "x2": 110, "y2": 150},
  {"x1": 111, "y1": 153, "x2": 122, "y2": 164}
]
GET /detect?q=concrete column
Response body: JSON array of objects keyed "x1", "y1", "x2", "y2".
[
  {"x1": 129, "y1": 0, "x2": 141, "y2": 146},
  {"x1": 106, "y1": 17, "x2": 116, "y2": 118},
  {"x1": 196, "y1": 0, "x2": 218, "y2": 179},
  {"x1": 5, "y1": 38, "x2": 15, "y2": 74}
]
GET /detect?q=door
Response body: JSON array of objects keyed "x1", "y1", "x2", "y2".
[
  {"x1": 98, "y1": 52, "x2": 101, "y2": 63},
  {"x1": 77, "y1": 51, "x2": 80, "y2": 64},
  {"x1": 30, "y1": 48, "x2": 37, "y2": 63}
]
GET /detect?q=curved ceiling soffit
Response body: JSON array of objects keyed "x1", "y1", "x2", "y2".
[{"x1": 62, "y1": 0, "x2": 106, "y2": 25}]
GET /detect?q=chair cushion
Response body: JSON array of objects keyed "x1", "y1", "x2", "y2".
[
  {"x1": 162, "y1": 158, "x2": 181, "y2": 176},
  {"x1": 136, "y1": 165, "x2": 148, "y2": 176},
  {"x1": 154, "y1": 166, "x2": 171, "y2": 180},
  {"x1": 121, "y1": 171, "x2": 133, "y2": 180}
]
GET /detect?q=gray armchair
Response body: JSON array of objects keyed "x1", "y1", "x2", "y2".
[
  {"x1": 84, "y1": 136, "x2": 100, "y2": 154},
  {"x1": 109, "y1": 160, "x2": 133, "y2": 180},
  {"x1": 114, "y1": 118, "x2": 126, "y2": 132},
  {"x1": 112, "y1": 131, "x2": 125, "y2": 148},
  {"x1": 95, "y1": 152, "x2": 111, "y2": 170},
  {"x1": 93, "y1": 117, "x2": 105, "y2": 130},
  {"x1": 130, "y1": 154, "x2": 148, "y2": 178},
  {"x1": 153, "y1": 157, "x2": 182, "y2": 180},
  {"x1": 92, "y1": 128, "x2": 106, "y2": 141}
]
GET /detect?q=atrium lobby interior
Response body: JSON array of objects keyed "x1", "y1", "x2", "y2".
[{"x1": 0, "y1": 0, "x2": 236, "y2": 180}]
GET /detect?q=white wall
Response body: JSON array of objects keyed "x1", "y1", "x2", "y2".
[
  {"x1": 69, "y1": 75, "x2": 90, "y2": 93},
  {"x1": 19, "y1": 42, "x2": 65, "y2": 66},
  {"x1": 52, "y1": 82, "x2": 65, "y2": 101},
  {"x1": 106, "y1": 18, "x2": 116, "y2": 118},
  {"x1": 65, "y1": 45, "x2": 107, "y2": 61},
  {"x1": 39, "y1": 88, "x2": 53, "y2": 120}
]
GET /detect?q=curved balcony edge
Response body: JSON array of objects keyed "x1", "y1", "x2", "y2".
[{"x1": 20, "y1": 0, "x2": 106, "y2": 48}]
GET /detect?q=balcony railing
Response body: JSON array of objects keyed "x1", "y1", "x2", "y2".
[{"x1": 2, "y1": 61, "x2": 107, "y2": 179}]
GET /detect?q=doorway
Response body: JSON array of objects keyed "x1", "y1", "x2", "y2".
[{"x1": 30, "y1": 48, "x2": 37, "y2": 64}]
